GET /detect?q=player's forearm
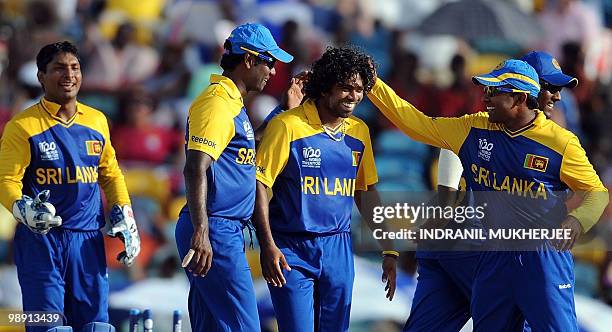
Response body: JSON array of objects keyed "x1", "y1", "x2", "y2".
[
  {"x1": 568, "y1": 190, "x2": 609, "y2": 232},
  {"x1": 368, "y1": 78, "x2": 450, "y2": 150},
  {"x1": 355, "y1": 187, "x2": 395, "y2": 252},
  {"x1": 0, "y1": 179, "x2": 22, "y2": 211},
  {"x1": 184, "y1": 162, "x2": 210, "y2": 231},
  {"x1": 99, "y1": 174, "x2": 131, "y2": 206},
  {"x1": 253, "y1": 181, "x2": 276, "y2": 248}
]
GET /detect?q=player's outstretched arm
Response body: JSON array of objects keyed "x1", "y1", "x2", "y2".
[
  {"x1": 354, "y1": 185, "x2": 397, "y2": 301},
  {"x1": 181, "y1": 150, "x2": 214, "y2": 277},
  {"x1": 367, "y1": 78, "x2": 472, "y2": 154},
  {"x1": 253, "y1": 180, "x2": 291, "y2": 287}
]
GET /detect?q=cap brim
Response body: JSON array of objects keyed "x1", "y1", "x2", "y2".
[
  {"x1": 472, "y1": 75, "x2": 508, "y2": 87},
  {"x1": 268, "y1": 48, "x2": 293, "y2": 63},
  {"x1": 541, "y1": 72, "x2": 578, "y2": 88}
]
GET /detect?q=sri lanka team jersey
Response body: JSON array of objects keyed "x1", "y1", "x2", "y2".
[
  {"x1": 256, "y1": 99, "x2": 378, "y2": 234},
  {"x1": 368, "y1": 79, "x2": 608, "y2": 235},
  {"x1": 0, "y1": 98, "x2": 130, "y2": 231},
  {"x1": 181, "y1": 74, "x2": 256, "y2": 220}
]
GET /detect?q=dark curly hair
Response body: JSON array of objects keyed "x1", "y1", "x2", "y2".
[
  {"x1": 36, "y1": 41, "x2": 80, "y2": 72},
  {"x1": 304, "y1": 46, "x2": 376, "y2": 99}
]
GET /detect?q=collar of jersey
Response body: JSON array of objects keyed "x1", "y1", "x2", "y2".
[
  {"x1": 303, "y1": 99, "x2": 322, "y2": 125},
  {"x1": 210, "y1": 74, "x2": 242, "y2": 100},
  {"x1": 40, "y1": 97, "x2": 84, "y2": 126},
  {"x1": 501, "y1": 109, "x2": 546, "y2": 137}
]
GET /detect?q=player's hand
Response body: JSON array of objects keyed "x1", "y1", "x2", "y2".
[
  {"x1": 12, "y1": 190, "x2": 62, "y2": 235},
  {"x1": 182, "y1": 224, "x2": 213, "y2": 277},
  {"x1": 554, "y1": 216, "x2": 583, "y2": 251},
  {"x1": 107, "y1": 205, "x2": 141, "y2": 266},
  {"x1": 260, "y1": 243, "x2": 291, "y2": 287},
  {"x1": 381, "y1": 256, "x2": 397, "y2": 301},
  {"x1": 280, "y1": 71, "x2": 309, "y2": 110}
]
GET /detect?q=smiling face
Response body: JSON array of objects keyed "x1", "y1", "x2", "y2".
[
  {"x1": 483, "y1": 86, "x2": 520, "y2": 124},
  {"x1": 537, "y1": 81, "x2": 562, "y2": 118},
  {"x1": 37, "y1": 52, "x2": 81, "y2": 104},
  {"x1": 320, "y1": 74, "x2": 364, "y2": 119},
  {"x1": 245, "y1": 53, "x2": 276, "y2": 93}
]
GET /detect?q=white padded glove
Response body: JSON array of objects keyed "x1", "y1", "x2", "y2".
[
  {"x1": 12, "y1": 190, "x2": 62, "y2": 235},
  {"x1": 107, "y1": 204, "x2": 141, "y2": 266}
]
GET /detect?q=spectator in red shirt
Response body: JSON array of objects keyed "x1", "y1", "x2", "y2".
[{"x1": 112, "y1": 92, "x2": 181, "y2": 165}]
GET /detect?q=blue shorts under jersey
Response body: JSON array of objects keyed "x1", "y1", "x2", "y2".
[{"x1": 14, "y1": 224, "x2": 109, "y2": 332}]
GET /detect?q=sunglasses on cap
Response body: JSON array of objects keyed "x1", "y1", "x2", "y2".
[
  {"x1": 240, "y1": 46, "x2": 276, "y2": 69},
  {"x1": 539, "y1": 80, "x2": 563, "y2": 94}
]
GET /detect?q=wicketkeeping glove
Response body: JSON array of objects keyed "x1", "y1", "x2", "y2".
[
  {"x1": 12, "y1": 190, "x2": 62, "y2": 234},
  {"x1": 107, "y1": 205, "x2": 141, "y2": 266}
]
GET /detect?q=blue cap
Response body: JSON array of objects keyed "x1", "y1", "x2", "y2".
[
  {"x1": 472, "y1": 59, "x2": 540, "y2": 98},
  {"x1": 520, "y1": 51, "x2": 578, "y2": 88},
  {"x1": 227, "y1": 23, "x2": 293, "y2": 63}
]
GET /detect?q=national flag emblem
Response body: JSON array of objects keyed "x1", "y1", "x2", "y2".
[
  {"x1": 352, "y1": 151, "x2": 361, "y2": 167},
  {"x1": 86, "y1": 140, "x2": 103, "y2": 156},
  {"x1": 524, "y1": 154, "x2": 548, "y2": 172}
]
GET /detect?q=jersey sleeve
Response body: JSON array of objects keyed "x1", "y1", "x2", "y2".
[
  {"x1": 0, "y1": 121, "x2": 31, "y2": 210},
  {"x1": 560, "y1": 137, "x2": 609, "y2": 231},
  {"x1": 256, "y1": 117, "x2": 291, "y2": 188},
  {"x1": 187, "y1": 95, "x2": 235, "y2": 160},
  {"x1": 368, "y1": 78, "x2": 473, "y2": 154},
  {"x1": 355, "y1": 127, "x2": 378, "y2": 191},
  {"x1": 98, "y1": 117, "x2": 131, "y2": 206},
  {"x1": 437, "y1": 148, "x2": 464, "y2": 190}
]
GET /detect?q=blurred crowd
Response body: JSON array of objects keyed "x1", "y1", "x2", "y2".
[{"x1": 0, "y1": 0, "x2": 611, "y2": 329}]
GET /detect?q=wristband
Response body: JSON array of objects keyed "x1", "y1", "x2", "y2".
[{"x1": 382, "y1": 250, "x2": 400, "y2": 258}]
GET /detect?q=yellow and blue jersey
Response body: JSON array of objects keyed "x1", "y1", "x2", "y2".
[
  {"x1": 256, "y1": 99, "x2": 378, "y2": 234},
  {"x1": 0, "y1": 98, "x2": 130, "y2": 230},
  {"x1": 368, "y1": 78, "x2": 608, "y2": 233},
  {"x1": 182, "y1": 74, "x2": 256, "y2": 220}
]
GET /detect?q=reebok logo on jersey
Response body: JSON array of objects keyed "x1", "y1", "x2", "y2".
[
  {"x1": 191, "y1": 135, "x2": 216, "y2": 149},
  {"x1": 85, "y1": 140, "x2": 102, "y2": 156},
  {"x1": 558, "y1": 283, "x2": 571, "y2": 289},
  {"x1": 302, "y1": 147, "x2": 321, "y2": 169},
  {"x1": 524, "y1": 154, "x2": 548, "y2": 172},
  {"x1": 478, "y1": 138, "x2": 493, "y2": 161},
  {"x1": 39, "y1": 141, "x2": 59, "y2": 161}
]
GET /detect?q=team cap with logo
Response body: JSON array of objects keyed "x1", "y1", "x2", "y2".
[
  {"x1": 520, "y1": 51, "x2": 578, "y2": 88},
  {"x1": 226, "y1": 23, "x2": 294, "y2": 63},
  {"x1": 472, "y1": 59, "x2": 540, "y2": 98}
]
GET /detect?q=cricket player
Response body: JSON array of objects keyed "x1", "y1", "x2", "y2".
[
  {"x1": 254, "y1": 47, "x2": 398, "y2": 332},
  {"x1": 174, "y1": 23, "x2": 293, "y2": 331},
  {"x1": 0, "y1": 41, "x2": 140, "y2": 331},
  {"x1": 408, "y1": 50, "x2": 581, "y2": 331},
  {"x1": 367, "y1": 59, "x2": 608, "y2": 331}
]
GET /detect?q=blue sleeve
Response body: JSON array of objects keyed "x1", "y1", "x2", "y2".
[{"x1": 263, "y1": 105, "x2": 284, "y2": 124}]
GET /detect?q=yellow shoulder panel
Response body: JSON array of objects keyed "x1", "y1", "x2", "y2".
[
  {"x1": 274, "y1": 106, "x2": 323, "y2": 143},
  {"x1": 73, "y1": 103, "x2": 110, "y2": 138},
  {"x1": 520, "y1": 119, "x2": 575, "y2": 155}
]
